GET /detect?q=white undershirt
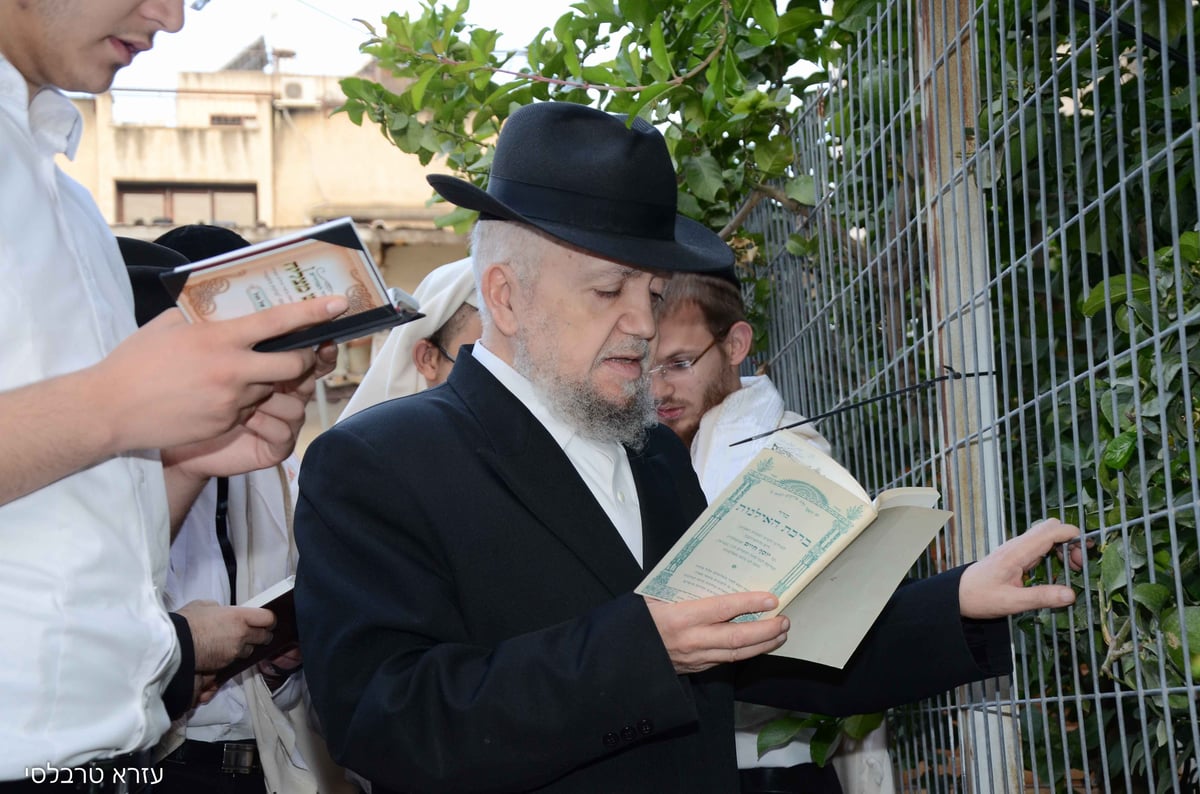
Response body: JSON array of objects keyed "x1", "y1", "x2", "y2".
[{"x1": 472, "y1": 343, "x2": 644, "y2": 566}]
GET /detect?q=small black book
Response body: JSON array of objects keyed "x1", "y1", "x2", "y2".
[{"x1": 213, "y1": 576, "x2": 299, "y2": 685}]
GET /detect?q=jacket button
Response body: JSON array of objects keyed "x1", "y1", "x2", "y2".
[
  {"x1": 603, "y1": 732, "x2": 619, "y2": 747},
  {"x1": 620, "y1": 725, "x2": 636, "y2": 741},
  {"x1": 637, "y1": 719, "x2": 654, "y2": 735}
]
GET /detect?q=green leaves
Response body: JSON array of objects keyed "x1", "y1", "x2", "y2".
[
  {"x1": 681, "y1": 153, "x2": 725, "y2": 203},
  {"x1": 1079, "y1": 274, "x2": 1152, "y2": 318},
  {"x1": 756, "y1": 713, "x2": 810, "y2": 758},
  {"x1": 334, "y1": 0, "x2": 843, "y2": 248},
  {"x1": 755, "y1": 712, "x2": 884, "y2": 766}
]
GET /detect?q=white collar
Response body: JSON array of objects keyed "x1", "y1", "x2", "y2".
[{"x1": 0, "y1": 54, "x2": 84, "y2": 159}]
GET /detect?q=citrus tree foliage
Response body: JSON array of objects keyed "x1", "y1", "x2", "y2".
[
  {"x1": 337, "y1": 0, "x2": 889, "y2": 351},
  {"x1": 977, "y1": 0, "x2": 1200, "y2": 790}
]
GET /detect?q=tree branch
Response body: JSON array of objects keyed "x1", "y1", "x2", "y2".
[{"x1": 719, "y1": 190, "x2": 765, "y2": 238}]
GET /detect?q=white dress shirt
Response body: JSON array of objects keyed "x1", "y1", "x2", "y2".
[
  {"x1": 472, "y1": 343, "x2": 644, "y2": 565},
  {"x1": 0, "y1": 56, "x2": 178, "y2": 778}
]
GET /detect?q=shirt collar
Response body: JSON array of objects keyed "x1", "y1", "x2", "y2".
[{"x1": 0, "y1": 54, "x2": 84, "y2": 159}]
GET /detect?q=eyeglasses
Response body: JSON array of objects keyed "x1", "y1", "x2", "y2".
[
  {"x1": 649, "y1": 335, "x2": 721, "y2": 380},
  {"x1": 434, "y1": 342, "x2": 456, "y2": 364}
]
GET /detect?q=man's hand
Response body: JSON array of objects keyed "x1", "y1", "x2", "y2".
[
  {"x1": 958, "y1": 518, "x2": 1083, "y2": 619},
  {"x1": 645, "y1": 592, "x2": 788, "y2": 674},
  {"x1": 193, "y1": 673, "x2": 219, "y2": 707},
  {"x1": 0, "y1": 297, "x2": 344, "y2": 508},
  {"x1": 161, "y1": 337, "x2": 337, "y2": 481},
  {"x1": 176, "y1": 600, "x2": 276, "y2": 672},
  {"x1": 91, "y1": 297, "x2": 346, "y2": 456}
]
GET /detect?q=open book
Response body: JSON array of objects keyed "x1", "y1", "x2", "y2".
[
  {"x1": 212, "y1": 576, "x2": 299, "y2": 685},
  {"x1": 636, "y1": 433, "x2": 951, "y2": 668},
  {"x1": 159, "y1": 217, "x2": 423, "y2": 352}
]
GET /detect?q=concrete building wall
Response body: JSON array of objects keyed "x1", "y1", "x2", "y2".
[{"x1": 58, "y1": 69, "x2": 457, "y2": 232}]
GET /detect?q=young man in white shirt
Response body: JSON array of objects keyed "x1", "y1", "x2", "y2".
[
  {"x1": 651, "y1": 271, "x2": 894, "y2": 794},
  {"x1": 0, "y1": 2, "x2": 344, "y2": 787}
]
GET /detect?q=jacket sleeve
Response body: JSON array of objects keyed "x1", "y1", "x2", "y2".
[
  {"x1": 734, "y1": 566, "x2": 1011, "y2": 716},
  {"x1": 294, "y1": 424, "x2": 698, "y2": 793}
]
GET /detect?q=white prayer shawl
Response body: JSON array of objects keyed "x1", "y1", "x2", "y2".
[
  {"x1": 691, "y1": 376, "x2": 895, "y2": 794},
  {"x1": 159, "y1": 463, "x2": 356, "y2": 794},
  {"x1": 690, "y1": 376, "x2": 831, "y2": 504},
  {"x1": 339, "y1": 258, "x2": 478, "y2": 421}
]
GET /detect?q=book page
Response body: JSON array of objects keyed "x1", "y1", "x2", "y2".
[
  {"x1": 637, "y1": 449, "x2": 878, "y2": 620},
  {"x1": 774, "y1": 501, "x2": 950, "y2": 668},
  {"x1": 874, "y1": 487, "x2": 942, "y2": 510},
  {"x1": 241, "y1": 574, "x2": 295, "y2": 608},
  {"x1": 763, "y1": 431, "x2": 870, "y2": 503}
]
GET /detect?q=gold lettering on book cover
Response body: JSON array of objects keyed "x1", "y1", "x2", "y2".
[
  {"x1": 345, "y1": 271, "x2": 376, "y2": 314},
  {"x1": 182, "y1": 277, "x2": 231, "y2": 318}
]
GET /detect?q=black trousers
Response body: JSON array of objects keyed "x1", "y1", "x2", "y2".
[
  {"x1": 739, "y1": 762, "x2": 844, "y2": 794},
  {"x1": 156, "y1": 740, "x2": 264, "y2": 794}
]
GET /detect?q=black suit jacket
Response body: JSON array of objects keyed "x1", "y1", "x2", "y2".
[{"x1": 295, "y1": 351, "x2": 1008, "y2": 793}]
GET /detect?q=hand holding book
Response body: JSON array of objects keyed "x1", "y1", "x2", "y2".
[
  {"x1": 643, "y1": 591, "x2": 789, "y2": 675},
  {"x1": 637, "y1": 433, "x2": 952, "y2": 668},
  {"x1": 636, "y1": 433, "x2": 1085, "y2": 670},
  {"x1": 160, "y1": 217, "x2": 423, "y2": 352},
  {"x1": 212, "y1": 576, "x2": 300, "y2": 686}
]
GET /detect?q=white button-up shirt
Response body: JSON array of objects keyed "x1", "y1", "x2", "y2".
[
  {"x1": 0, "y1": 56, "x2": 179, "y2": 778},
  {"x1": 472, "y1": 343, "x2": 644, "y2": 566}
]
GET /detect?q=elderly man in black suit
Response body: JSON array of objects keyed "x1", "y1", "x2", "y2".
[{"x1": 294, "y1": 101, "x2": 1081, "y2": 794}]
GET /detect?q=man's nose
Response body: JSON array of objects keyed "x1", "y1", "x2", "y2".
[
  {"x1": 144, "y1": 0, "x2": 185, "y2": 34},
  {"x1": 651, "y1": 371, "x2": 672, "y2": 400},
  {"x1": 620, "y1": 292, "x2": 657, "y2": 340}
]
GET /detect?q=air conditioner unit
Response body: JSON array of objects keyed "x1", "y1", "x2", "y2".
[{"x1": 275, "y1": 78, "x2": 322, "y2": 109}]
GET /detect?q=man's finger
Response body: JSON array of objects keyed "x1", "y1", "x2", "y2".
[
  {"x1": 224, "y1": 296, "x2": 349, "y2": 347},
  {"x1": 725, "y1": 615, "x2": 789, "y2": 652},
  {"x1": 239, "y1": 606, "x2": 277, "y2": 627},
  {"x1": 1026, "y1": 518, "x2": 1081, "y2": 546},
  {"x1": 1013, "y1": 583, "x2": 1076, "y2": 614},
  {"x1": 696, "y1": 592, "x2": 779, "y2": 624}
]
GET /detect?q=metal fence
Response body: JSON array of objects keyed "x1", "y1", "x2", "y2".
[{"x1": 743, "y1": 0, "x2": 1200, "y2": 790}]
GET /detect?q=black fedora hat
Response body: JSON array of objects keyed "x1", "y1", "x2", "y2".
[
  {"x1": 154, "y1": 223, "x2": 251, "y2": 262},
  {"x1": 427, "y1": 102, "x2": 734, "y2": 277},
  {"x1": 116, "y1": 237, "x2": 190, "y2": 327}
]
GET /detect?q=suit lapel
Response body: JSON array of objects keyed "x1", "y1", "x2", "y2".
[
  {"x1": 629, "y1": 446, "x2": 684, "y2": 571},
  {"x1": 451, "y1": 352, "x2": 645, "y2": 596}
]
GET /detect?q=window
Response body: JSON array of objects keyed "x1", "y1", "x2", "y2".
[{"x1": 117, "y1": 183, "x2": 258, "y2": 226}]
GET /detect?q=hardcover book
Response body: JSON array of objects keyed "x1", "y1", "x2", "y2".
[
  {"x1": 636, "y1": 433, "x2": 951, "y2": 669},
  {"x1": 160, "y1": 217, "x2": 422, "y2": 352},
  {"x1": 213, "y1": 575, "x2": 298, "y2": 685}
]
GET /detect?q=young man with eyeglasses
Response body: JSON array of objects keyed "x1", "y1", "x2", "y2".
[
  {"x1": 651, "y1": 271, "x2": 832, "y2": 501},
  {"x1": 651, "y1": 271, "x2": 893, "y2": 794}
]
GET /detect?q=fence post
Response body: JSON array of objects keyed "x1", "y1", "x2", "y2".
[{"x1": 914, "y1": 0, "x2": 1019, "y2": 791}]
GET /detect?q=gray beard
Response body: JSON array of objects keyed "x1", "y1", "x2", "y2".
[{"x1": 513, "y1": 333, "x2": 657, "y2": 452}]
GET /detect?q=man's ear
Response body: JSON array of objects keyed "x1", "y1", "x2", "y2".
[
  {"x1": 723, "y1": 320, "x2": 754, "y2": 368},
  {"x1": 480, "y1": 263, "x2": 519, "y2": 338},
  {"x1": 412, "y1": 339, "x2": 442, "y2": 386}
]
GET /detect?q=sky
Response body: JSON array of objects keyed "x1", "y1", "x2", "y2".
[{"x1": 112, "y1": 0, "x2": 577, "y2": 92}]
